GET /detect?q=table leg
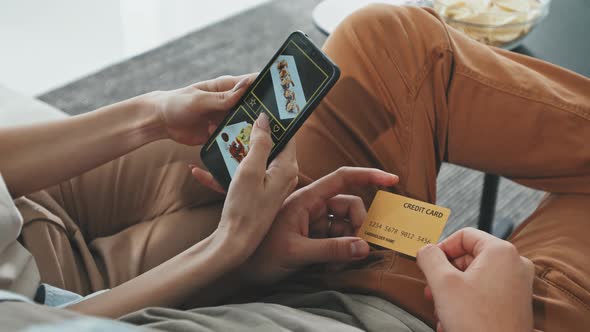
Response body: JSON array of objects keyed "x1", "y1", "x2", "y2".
[{"x1": 478, "y1": 173, "x2": 500, "y2": 233}]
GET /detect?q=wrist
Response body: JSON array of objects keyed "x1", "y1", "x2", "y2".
[
  {"x1": 128, "y1": 92, "x2": 169, "y2": 143},
  {"x1": 206, "y1": 224, "x2": 255, "y2": 267}
]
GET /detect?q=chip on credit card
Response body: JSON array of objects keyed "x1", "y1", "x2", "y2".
[{"x1": 358, "y1": 191, "x2": 451, "y2": 257}]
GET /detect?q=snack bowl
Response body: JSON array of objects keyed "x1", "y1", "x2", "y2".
[{"x1": 431, "y1": 0, "x2": 551, "y2": 49}]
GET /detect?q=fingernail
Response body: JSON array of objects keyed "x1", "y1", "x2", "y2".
[
  {"x1": 424, "y1": 244, "x2": 434, "y2": 249},
  {"x1": 350, "y1": 239, "x2": 369, "y2": 258},
  {"x1": 188, "y1": 164, "x2": 196, "y2": 169},
  {"x1": 232, "y1": 77, "x2": 249, "y2": 92},
  {"x1": 256, "y1": 112, "x2": 270, "y2": 130}
]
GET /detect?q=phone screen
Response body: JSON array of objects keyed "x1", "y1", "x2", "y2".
[{"x1": 201, "y1": 32, "x2": 339, "y2": 187}]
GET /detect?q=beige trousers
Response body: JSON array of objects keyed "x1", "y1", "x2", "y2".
[{"x1": 19, "y1": 5, "x2": 590, "y2": 331}]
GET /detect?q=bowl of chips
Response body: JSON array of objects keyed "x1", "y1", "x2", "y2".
[{"x1": 431, "y1": 0, "x2": 550, "y2": 49}]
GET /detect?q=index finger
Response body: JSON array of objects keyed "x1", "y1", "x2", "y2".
[
  {"x1": 301, "y1": 167, "x2": 398, "y2": 203},
  {"x1": 438, "y1": 227, "x2": 504, "y2": 260},
  {"x1": 235, "y1": 113, "x2": 273, "y2": 181}
]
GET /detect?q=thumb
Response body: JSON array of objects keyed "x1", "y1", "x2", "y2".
[
  {"x1": 416, "y1": 244, "x2": 457, "y2": 289},
  {"x1": 239, "y1": 112, "x2": 272, "y2": 174},
  {"x1": 298, "y1": 237, "x2": 370, "y2": 265}
]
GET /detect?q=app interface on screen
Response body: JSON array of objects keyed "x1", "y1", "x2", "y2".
[{"x1": 203, "y1": 37, "x2": 331, "y2": 182}]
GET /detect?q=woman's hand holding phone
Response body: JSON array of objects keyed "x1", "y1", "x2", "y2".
[
  {"x1": 145, "y1": 74, "x2": 257, "y2": 146},
  {"x1": 205, "y1": 112, "x2": 299, "y2": 265}
]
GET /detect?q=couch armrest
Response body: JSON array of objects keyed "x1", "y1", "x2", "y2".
[{"x1": 0, "y1": 85, "x2": 68, "y2": 127}]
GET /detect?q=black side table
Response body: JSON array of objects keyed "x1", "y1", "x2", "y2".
[{"x1": 478, "y1": 0, "x2": 590, "y2": 235}]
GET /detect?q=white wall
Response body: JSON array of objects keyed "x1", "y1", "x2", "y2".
[{"x1": 0, "y1": 0, "x2": 271, "y2": 96}]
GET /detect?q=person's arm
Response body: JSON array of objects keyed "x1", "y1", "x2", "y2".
[
  {"x1": 0, "y1": 74, "x2": 254, "y2": 198},
  {"x1": 69, "y1": 111, "x2": 298, "y2": 318},
  {"x1": 68, "y1": 228, "x2": 240, "y2": 317},
  {"x1": 0, "y1": 98, "x2": 161, "y2": 198}
]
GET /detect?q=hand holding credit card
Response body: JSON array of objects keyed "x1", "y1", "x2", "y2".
[{"x1": 358, "y1": 191, "x2": 451, "y2": 257}]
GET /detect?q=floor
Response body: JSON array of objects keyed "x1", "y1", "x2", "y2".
[{"x1": 0, "y1": 0, "x2": 271, "y2": 96}]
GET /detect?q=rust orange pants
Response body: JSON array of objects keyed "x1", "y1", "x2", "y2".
[{"x1": 19, "y1": 5, "x2": 590, "y2": 331}]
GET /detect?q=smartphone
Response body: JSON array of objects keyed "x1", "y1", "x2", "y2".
[{"x1": 200, "y1": 31, "x2": 340, "y2": 190}]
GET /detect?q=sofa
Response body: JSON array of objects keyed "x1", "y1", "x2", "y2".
[{"x1": 0, "y1": 85, "x2": 68, "y2": 127}]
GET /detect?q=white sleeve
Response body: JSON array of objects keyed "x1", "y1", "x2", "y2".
[
  {"x1": 0, "y1": 173, "x2": 40, "y2": 300},
  {"x1": 0, "y1": 173, "x2": 22, "y2": 252}
]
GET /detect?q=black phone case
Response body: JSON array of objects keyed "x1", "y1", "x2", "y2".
[{"x1": 200, "y1": 31, "x2": 341, "y2": 190}]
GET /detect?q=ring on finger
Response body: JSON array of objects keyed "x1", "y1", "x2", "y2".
[{"x1": 327, "y1": 214, "x2": 335, "y2": 234}]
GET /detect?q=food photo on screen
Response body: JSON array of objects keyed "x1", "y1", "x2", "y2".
[
  {"x1": 270, "y1": 55, "x2": 307, "y2": 120},
  {"x1": 215, "y1": 121, "x2": 253, "y2": 178}
]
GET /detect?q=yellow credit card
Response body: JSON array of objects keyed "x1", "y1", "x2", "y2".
[{"x1": 358, "y1": 191, "x2": 451, "y2": 257}]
